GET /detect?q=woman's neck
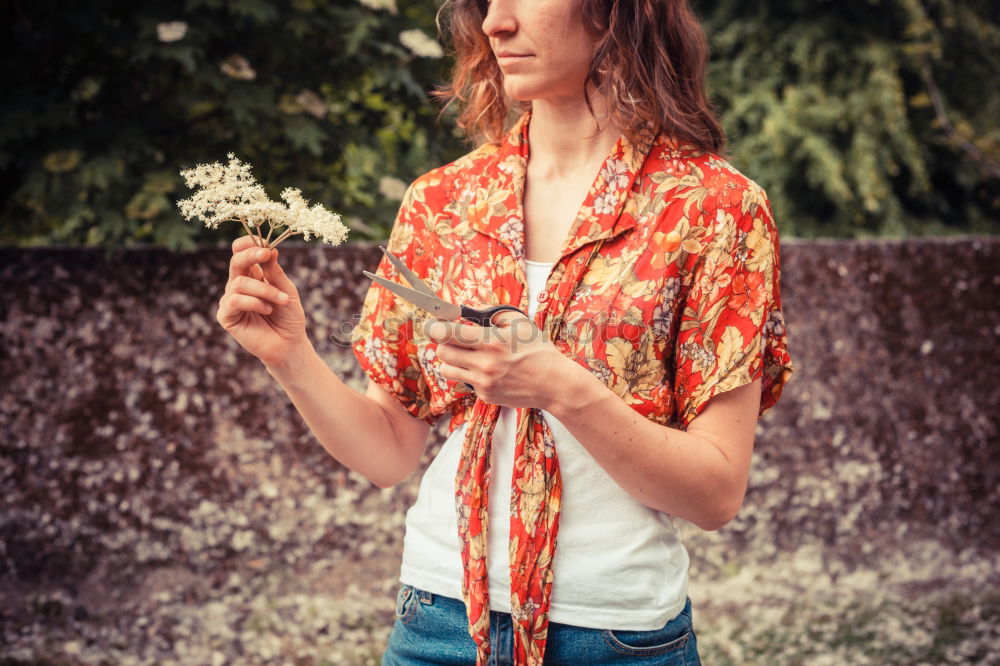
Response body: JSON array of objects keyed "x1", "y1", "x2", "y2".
[{"x1": 527, "y1": 95, "x2": 621, "y2": 181}]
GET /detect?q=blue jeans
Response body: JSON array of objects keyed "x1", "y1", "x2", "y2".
[{"x1": 382, "y1": 584, "x2": 701, "y2": 665}]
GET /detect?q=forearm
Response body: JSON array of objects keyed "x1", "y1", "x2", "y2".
[
  {"x1": 544, "y1": 357, "x2": 742, "y2": 530},
  {"x1": 263, "y1": 341, "x2": 420, "y2": 487}
]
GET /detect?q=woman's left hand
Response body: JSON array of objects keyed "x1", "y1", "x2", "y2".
[{"x1": 423, "y1": 310, "x2": 571, "y2": 410}]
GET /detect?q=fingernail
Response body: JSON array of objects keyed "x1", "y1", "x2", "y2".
[
  {"x1": 278, "y1": 292, "x2": 289, "y2": 301},
  {"x1": 257, "y1": 249, "x2": 269, "y2": 259}
]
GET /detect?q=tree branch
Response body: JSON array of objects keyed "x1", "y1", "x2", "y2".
[{"x1": 919, "y1": 55, "x2": 1000, "y2": 180}]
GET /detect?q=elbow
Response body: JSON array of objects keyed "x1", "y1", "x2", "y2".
[
  {"x1": 689, "y1": 459, "x2": 750, "y2": 531},
  {"x1": 692, "y1": 493, "x2": 745, "y2": 532},
  {"x1": 366, "y1": 447, "x2": 422, "y2": 488},
  {"x1": 368, "y1": 468, "x2": 410, "y2": 489},
  {"x1": 369, "y1": 476, "x2": 396, "y2": 490},
  {"x1": 316, "y1": 445, "x2": 410, "y2": 489}
]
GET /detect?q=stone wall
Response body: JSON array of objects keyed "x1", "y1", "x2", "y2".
[{"x1": 1, "y1": 238, "x2": 998, "y2": 665}]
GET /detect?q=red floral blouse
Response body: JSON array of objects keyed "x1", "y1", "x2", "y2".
[{"x1": 351, "y1": 111, "x2": 795, "y2": 664}]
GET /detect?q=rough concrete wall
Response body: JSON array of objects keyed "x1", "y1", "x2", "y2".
[{"x1": 1, "y1": 238, "x2": 998, "y2": 665}]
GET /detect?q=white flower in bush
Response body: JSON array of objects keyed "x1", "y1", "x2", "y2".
[{"x1": 399, "y1": 29, "x2": 443, "y2": 58}]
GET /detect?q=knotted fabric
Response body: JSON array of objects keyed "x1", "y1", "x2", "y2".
[
  {"x1": 454, "y1": 111, "x2": 654, "y2": 665},
  {"x1": 455, "y1": 239, "x2": 607, "y2": 665}
]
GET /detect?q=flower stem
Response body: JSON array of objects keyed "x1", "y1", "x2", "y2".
[
  {"x1": 271, "y1": 229, "x2": 300, "y2": 248},
  {"x1": 239, "y1": 218, "x2": 262, "y2": 246}
]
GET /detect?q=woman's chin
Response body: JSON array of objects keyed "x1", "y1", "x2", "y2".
[
  {"x1": 502, "y1": 80, "x2": 544, "y2": 103},
  {"x1": 503, "y1": 79, "x2": 587, "y2": 107}
]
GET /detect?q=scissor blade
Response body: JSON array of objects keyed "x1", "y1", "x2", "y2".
[
  {"x1": 378, "y1": 245, "x2": 437, "y2": 298},
  {"x1": 363, "y1": 271, "x2": 462, "y2": 320}
]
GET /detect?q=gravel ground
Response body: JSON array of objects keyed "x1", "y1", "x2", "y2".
[{"x1": 2, "y1": 418, "x2": 997, "y2": 665}]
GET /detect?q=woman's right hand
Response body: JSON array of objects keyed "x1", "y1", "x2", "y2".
[{"x1": 216, "y1": 235, "x2": 309, "y2": 368}]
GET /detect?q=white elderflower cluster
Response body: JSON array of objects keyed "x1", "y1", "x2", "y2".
[
  {"x1": 156, "y1": 21, "x2": 188, "y2": 43},
  {"x1": 357, "y1": 0, "x2": 398, "y2": 12},
  {"x1": 177, "y1": 153, "x2": 348, "y2": 248},
  {"x1": 219, "y1": 54, "x2": 256, "y2": 80},
  {"x1": 378, "y1": 175, "x2": 408, "y2": 201},
  {"x1": 399, "y1": 29, "x2": 443, "y2": 58},
  {"x1": 280, "y1": 187, "x2": 349, "y2": 245}
]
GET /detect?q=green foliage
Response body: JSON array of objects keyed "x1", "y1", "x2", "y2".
[
  {"x1": 0, "y1": 0, "x2": 997, "y2": 248},
  {"x1": 701, "y1": 0, "x2": 1000, "y2": 237},
  {"x1": 0, "y1": 0, "x2": 464, "y2": 250}
]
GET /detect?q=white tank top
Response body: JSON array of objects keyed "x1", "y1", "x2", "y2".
[{"x1": 398, "y1": 258, "x2": 689, "y2": 631}]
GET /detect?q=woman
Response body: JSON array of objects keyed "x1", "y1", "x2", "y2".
[{"x1": 216, "y1": 0, "x2": 794, "y2": 664}]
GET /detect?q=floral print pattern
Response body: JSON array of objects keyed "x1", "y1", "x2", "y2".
[{"x1": 351, "y1": 111, "x2": 795, "y2": 664}]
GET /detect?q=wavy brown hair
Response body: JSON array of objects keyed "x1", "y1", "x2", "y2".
[{"x1": 433, "y1": 0, "x2": 726, "y2": 155}]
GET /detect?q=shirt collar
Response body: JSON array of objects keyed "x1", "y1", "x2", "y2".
[{"x1": 467, "y1": 110, "x2": 653, "y2": 262}]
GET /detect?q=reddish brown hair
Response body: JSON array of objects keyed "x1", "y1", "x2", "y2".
[{"x1": 434, "y1": 0, "x2": 727, "y2": 155}]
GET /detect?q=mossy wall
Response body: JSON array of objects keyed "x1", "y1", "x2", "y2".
[{"x1": 2, "y1": 238, "x2": 998, "y2": 664}]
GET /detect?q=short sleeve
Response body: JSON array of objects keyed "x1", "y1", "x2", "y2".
[
  {"x1": 672, "y1": 191, "x2": 795, "y2": 430},
  {"x1": 350, "y1": 182, "x2": 452, "y2": 427}
]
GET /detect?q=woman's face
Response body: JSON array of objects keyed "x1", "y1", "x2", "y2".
[{"x1": 482, "y1": 0, "x2": 595, "y2": 102}]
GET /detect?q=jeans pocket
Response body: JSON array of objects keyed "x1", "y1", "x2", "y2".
[
  {"x1": 601, "y1": 609, "x2": 692, "y2": 658},
  {"x1": 394, "y1": 584, "x2": 417, "y2": 624}
]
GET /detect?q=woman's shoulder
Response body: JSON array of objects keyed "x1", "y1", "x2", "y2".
[
  {"x1": 643, "y1": 137, "x2": 773, "y2": 223},
  {"x1": 405, "y1": 141, "x2": 503, "y2": 199},
  {"x1": 647, "y1": 137, "x2": 766, "y2": 192}
]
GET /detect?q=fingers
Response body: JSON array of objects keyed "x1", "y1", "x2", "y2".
[
  {"x1": 231, "y1": 234, "x2": 266, "y2": 254},
  {"x1": 225, "y1": 273, "x2": 290, "y2": 306},
  {"x1": 217, "y1": 292, "x2": 274, "y2": 327},
  {"x1": 228, "y1": 245, "x2": 273, "y2": 285},
  {"x1": 424, "y1": 320, "x2": 482, "y2": 348},
  {"x1": 425, "y1": 316, "x2": 546, "y2": 354},
  {"x1": 217, "y1": 268, "x2": 290, "y2": 327},
  {"x1": 436, "y1": 342, "x2": 475, "y2": 371},
  {"x1": 258, "y1": 248, "x2": 298, "y2": 297},
  {"x1": 490, "y1": 310, "x2": 529, "y2": 328},
  {"x1": 219, "y1": 235, "x2": 295, "y2": 329}
]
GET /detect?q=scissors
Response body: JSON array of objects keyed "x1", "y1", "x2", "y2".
[{"x1": 363, "y1": 245, "x2": 528, "y2": 327}]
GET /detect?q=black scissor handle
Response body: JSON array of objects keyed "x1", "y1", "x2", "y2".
[{"x1": 460, "y1": 304, "x2": 528, "y2": 327}]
